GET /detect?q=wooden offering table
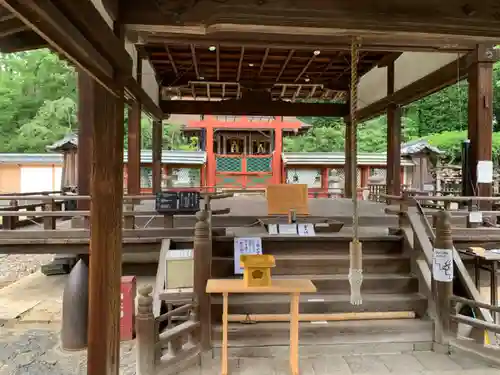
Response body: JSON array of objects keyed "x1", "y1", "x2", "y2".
[{"x1": 206, "y1": 278, "x2": 317, "y2": 375}]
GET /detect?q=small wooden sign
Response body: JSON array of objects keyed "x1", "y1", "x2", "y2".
[
  {"x1": 155, "y1": 191, "x2": 200, "y2": 213},
  {"x1": 266, "y1": 184, "x2": 309, "y2": 215}
]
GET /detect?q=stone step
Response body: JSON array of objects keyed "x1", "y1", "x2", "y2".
[
  {"x1": 213, "y1": 236, "x2": 404, "y2": 258},
  {"x1": 212, "y1": 253, "x2": 411, "y2": 277},
  {"x1": 211, "y1": 293, "x2": 428, "y2": 317},
  {"x1": 211, "y1": 319, "x2": 434, "y2": 357}
]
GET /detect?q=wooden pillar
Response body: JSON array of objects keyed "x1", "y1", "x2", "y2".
[
  {"x1": 205, "y1": 126, "x2": 216, "y2": 192},
  {"x1": 77, "y1": 71, "x2": 94, "y2": 210},
  {"x1": 194, "y1": 210, "x2": 211, "y2": 350},
  {"x1": 432, "y1": 210, "x2": 453, "y2": 346},
  {"x1": 468, "y1": 45, "x2": 495, "y2": 210},
  {"x1": 128, "y1": 58, "x2": 142, "y2": 195},
  {"x1": 344, "y1": 119, "x2": 353, "y2": 198},
  {"x1": 87, "y1": 79, "x2": 125, "y2": 375},
  {"x1": 273, "y1": 127, "x2": 283, "y2": 184},
  {"x1": 152, "y1": 120, "x2": 162, "y2": 193},
  {"x1": 387, "y1": 61, "x2": 402, "y2": 198}
]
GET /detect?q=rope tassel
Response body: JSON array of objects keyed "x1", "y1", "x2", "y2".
[{"x1": 349, "y1": 37, "x2": 363, "y2": 306}]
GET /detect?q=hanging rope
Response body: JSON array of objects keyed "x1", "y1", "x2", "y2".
[{"x1": 349, "y1": 37, "x2": 363, "y2": 306}]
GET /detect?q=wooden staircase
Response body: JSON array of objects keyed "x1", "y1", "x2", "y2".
[{"x1": 211, "y1": 234, "x2": 433, "y2": 354}]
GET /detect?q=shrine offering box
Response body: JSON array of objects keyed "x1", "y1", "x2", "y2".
[{"x1": 240, "y1": 254, "x2": 276, "y2": 287}]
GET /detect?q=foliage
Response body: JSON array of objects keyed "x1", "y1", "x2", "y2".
[{"x1": 0, "y1": 49, "x2": 499, "y2": 163}]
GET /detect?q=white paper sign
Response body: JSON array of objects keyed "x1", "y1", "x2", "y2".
[
  {"x1": 432, "y1": 248, "x2": 454, "y2": 282},
  {"x1": 234, "y1": 237, "x2": 262, "y2": 274},
  {"x1": 469, "y1": 211, "x2": 483, "y2": 223},
  {"x1": 268, "y1": 224, "x2": 279, "y2": 235},
  {"x1": 423, "y1": 184, "x2": 435, "y2": 192},
  {"x1": 477, "y1": 160, "x2": 493, "y2": 183},
  {"x1": 298, "y1": 223, "x2": 315, "y2": 236},
  {"x1": 278, "y1": 224, "x2": 298, "y2": 235}
]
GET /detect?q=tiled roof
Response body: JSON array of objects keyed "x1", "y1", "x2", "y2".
[
  {"x1": 282, "y1": 152, "x2": 414, "y2": 166},
  {"x1": 400, "y1": 139, "x2": 443, "y2": 156}
]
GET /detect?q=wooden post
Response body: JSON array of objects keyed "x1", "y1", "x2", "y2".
[
  {"x1": 386, "y1": 65, "x2": 402, "y2": 199},
  {"x1": 152, "y1": 120, "x2": 162, "y2": 194},
  {"x1": 87, "y1": 77, "x2": 124, "y2": 375},
  {"x1": 273, "y1": 127, "x2": 283, "y2": 184},
  {"x1": 468, "y1": 45, "x2": 495, "y2": 211},
  {"x1": 43, "y1": 199, "x2": 57, "y2": 230},
  {"x1": 77, "y1": 71, "x2": 94, "y2": 211},
  {"x1": 194, "y1": 210, "x2": 212, "y2": 350},
  {"x1": 432, "y1": 210, "x2": 453, "y2": 347},
  {"x1": 136, "y1": 285, "x2": 157, "y2": 375},
  {"x1": 344, "y1": 118, "x2": 353, "y2": 198},
  {"x1": 127, "y1": 58, "x2": 142, "y2": 197}
]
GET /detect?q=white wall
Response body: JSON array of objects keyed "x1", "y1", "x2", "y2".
[
  {"x1": 21, "y1": 167, "x2": 54, "y2": 193},
  {"x1": 358, "y1": 52, "x2": 464, "y2": 109}
]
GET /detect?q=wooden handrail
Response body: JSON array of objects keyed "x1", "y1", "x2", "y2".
[
  {"x1": 413, "y1": 195, "x2": 500, "y2": 202},
  {"x1": 451, "y1": 295, "x2": 500, "y2": 314}
]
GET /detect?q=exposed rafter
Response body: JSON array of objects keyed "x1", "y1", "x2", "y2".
[
  {"x1": 276, "y1": 49, "x2": 294, "y2": 82},
  {"x1": 190, "y1": 43, "x2": 200, "y2": 79}
]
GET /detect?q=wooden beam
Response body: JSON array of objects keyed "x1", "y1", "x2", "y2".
[
  {"x1": 160, "y1": 99, "x2": 349, "y2": 117},
  {"x1": 2, "y1": 0, "x2": 114, "y2": 82},
  {"x1": 236, "y1": 46, "x2": 244, "y2": 82},
  {"x1": 190, "y1": 44, "x2": 200, "y2": 79},
  {"x1": 377, "y1": 52, "x2": 402, "y2": 68},
  {"x1": 276, "y1": 49, "x2": 294, "y2": 82},
  {"x1": 356, "y1": 54, "x2": 470, "y2": 122},
  {"x1": 0, "y1": 29, "x2": 45, "y2": 52},
  {"x1": 125, "y1": 76, "x2": 163, "y2": 120},
  {"x1": 258, "y1": 47, "x2": 269, "y2": 76},
  {"x1": 294, "y1": 52, "x2": 316, "y2": 82},
  {"x1": 165, "y1": 44, "x2": 178, "y2": 75},
  {"x1": 0, "y1": 16, "x2": 28, "y2": 36},
  {"x1": 87, "y1": 68, "x2": 124, "y2": 375},
  {"x1": 216, "y1": 44, "x2": 220, "y2": 81},
  {"x1": 53, "y1": 0, "x2": 132, "y2": 75},
  {"x1": 122, "y1": 1, "x2": 500, "y2": 41}
]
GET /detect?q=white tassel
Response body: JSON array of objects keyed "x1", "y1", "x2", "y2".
[{"x1": 349, "y1": 268, "x2": 363, "y2": 306}]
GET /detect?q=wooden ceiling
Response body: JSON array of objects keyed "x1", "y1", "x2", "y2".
[
  {"x1": 146, "y1": 43, "x2": 390, "y2": 101},
  {"x1": 0, "y1": 6, "x2": 45, "y2": 53}
]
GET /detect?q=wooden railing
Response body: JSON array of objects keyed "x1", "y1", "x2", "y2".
[
  {"x1": 381, "y1": 192, "x2": 500, "y2": 352},
  {"x1": 136, "y1": 286, "x2": 199, "y2": 375},
  {"x1": 0, "y1": 190, "x2": 66, "y2": 229},
  {"x1": 134, "y1": 200, "x2": 217, "y2": 374}
]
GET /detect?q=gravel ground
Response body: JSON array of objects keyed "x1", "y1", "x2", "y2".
[
  {"x1": 0, "y1": 328, "x2": 136, "y2": 375},
  {"x1": 0, "y1": 254, "x2": 54, "y2": 289}
]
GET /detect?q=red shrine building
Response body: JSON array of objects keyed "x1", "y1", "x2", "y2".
[{"x1": 42, "y1": 114, "x2": 418, "y2": 197}]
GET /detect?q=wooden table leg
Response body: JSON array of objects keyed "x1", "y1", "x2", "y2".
[
  {"x1": 222, "y1": 292, "x2": 229, "y2": 375},
  {"x1": 289, "y1": 293, "x2": 299, "y2": 375}
]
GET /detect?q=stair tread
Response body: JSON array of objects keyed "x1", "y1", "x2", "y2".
[
  {"x1": 212, "y1": 319, "x2": 434, "y2": 346},
  {"x1": 215, "y1": 318, "x2": 432, "y2": 332},
  {"x1": 213, "y1": 254, "x2": 409, "y2": 261},
  {"x1": 212, "y1": 292, "x2": 426, "y2": 304},
  {"x1": 273, "y1": 273, "x2": 414, "y2": 281}
]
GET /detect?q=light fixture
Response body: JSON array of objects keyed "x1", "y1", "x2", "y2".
[
  {"x1": 313, "y1": 50, "x2": 321, "y2": 56},
  {"x1": 199, "y1": 76, "x2": 205, "y2": 80},
  {"x1": 208, "y1": 45, "x2": 216, "y2": 52},
  {"x1": 249, "y1": 63, "x2": 254, "y2": 67},
  {"x1": 304, "y1": 77, "x2": 310, "y2": 82}
]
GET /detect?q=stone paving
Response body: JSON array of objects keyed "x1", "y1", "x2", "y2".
[{"x1": 0, "y1": 325, "x2": 499, "y2": 375}]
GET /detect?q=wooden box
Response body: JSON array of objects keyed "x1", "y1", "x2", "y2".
[
  {"x1": 165, "y1": 249, "x2": 194, "y2": 289},
  {"x1": 240, "y1": 254, "x2": 276, "y2": 287}
]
